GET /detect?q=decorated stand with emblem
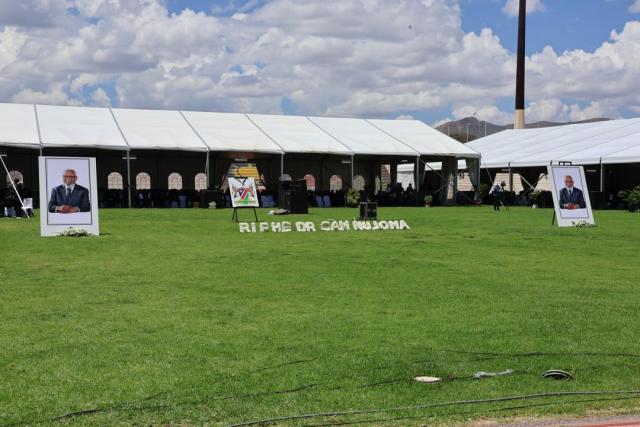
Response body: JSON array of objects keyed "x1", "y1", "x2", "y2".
[{"x1": 229, "y1": 176, "x2": 259, "y2": 222}]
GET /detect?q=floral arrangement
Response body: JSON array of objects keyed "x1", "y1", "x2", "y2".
[
  {"x1": 424, "y1": 195, "x2": 433, "y2": 206},
  {"x1": 571, "y1": 220, "x2": 595, "y2": 228},
  {"x1": 618, "y1": 185, "x2": 640, "y2": 212},
  {"x1": 345, "y1": 188, "x2": 360, "y2": 207},
  {"x1": 209, "y1": 201, "x2": 217, "y2": 209},
  {"x1": 57, "y1": 227, "x2": 93, "y2": 237}
]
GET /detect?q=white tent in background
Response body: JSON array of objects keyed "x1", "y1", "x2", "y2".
[
  {"x1": 466, "y1": 118, "x2": 640, "y2": 168},
  {"x1": 534, "y1": 173, "x2": 553, "y2": 192},
  {"x1": 396, "y1": 164, "x2": 416, "y2": 189},
  {"x1": 492, "y1": 172, "x2": 524, "y2": 193}
]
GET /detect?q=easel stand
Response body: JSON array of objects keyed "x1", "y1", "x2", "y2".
[
  {"x1": 232, "y1": 207, "x2": 258, "y2": 223},
  {"x1": 551, "y1": 212, "x2": 556, "y2": 225}
]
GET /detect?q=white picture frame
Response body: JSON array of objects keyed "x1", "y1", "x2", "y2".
[
  {"x1": 39, "y1": 156, "x2": 100, "y2": 236},
  {"x1": 547, "y1": 165, "x2": 595, "y2": 227}
]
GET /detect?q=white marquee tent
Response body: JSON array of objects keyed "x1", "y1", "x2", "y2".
[
  {"x1": 467, "y1": 118, "x2": 640, "y2": 168},
  {"x1": 0, "y1": 103, "x2": 480, "y2": 159}
]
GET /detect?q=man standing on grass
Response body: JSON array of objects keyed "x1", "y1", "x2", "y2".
[{"x1": 490, "y1": 183, "x2": 502, "y2": 211}]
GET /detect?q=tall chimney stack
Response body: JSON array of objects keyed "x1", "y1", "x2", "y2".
[{"x1": 514, "y1": 0, "x2": 526, "y2": 129}]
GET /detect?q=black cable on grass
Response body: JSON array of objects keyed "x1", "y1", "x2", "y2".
[
  {"x1": 208, "y1": 383, "x2": 319, "y2": 402},
  {"x1": 48, "y1": 404, "x2": 171, "y2": 422},
  {"x1": 300, "y1": 395, "x2": 640, "y2": 427},
  {"x1": 226, "y1": 390, "x2": 640, "y2": 427},
  {"x1": 9, "y1": 354, "x2": 638, "y2": 426},
  {"x1": 2, "y1": 383, "x2": 321, "y2": 426}
]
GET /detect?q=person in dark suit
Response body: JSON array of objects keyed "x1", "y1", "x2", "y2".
[
  {"x1": 490, "y1": 183, "x2": 502, "y2": 211},
  {"x1": 48, "y1": 169, "x2": 91, "y2": 213},
  {"x1": 559, "y1": 175, "x2": 586, "y2": 209}
]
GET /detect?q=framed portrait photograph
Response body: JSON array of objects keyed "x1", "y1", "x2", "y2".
[
  {"x1": 547, "y1": 165, "x2": 595, "y2": 227},
  {"x1": 39, "y1": 156, "x2": 100, "y2": 236}
]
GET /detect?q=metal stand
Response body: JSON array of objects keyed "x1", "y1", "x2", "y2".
[{"x1": 232, "y1": 207, "x2": 258, "y2": 223}]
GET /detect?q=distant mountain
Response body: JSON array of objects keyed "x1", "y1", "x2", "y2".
[{"x1": 436, "y1": 117, "x2": 610, "y2": 142}]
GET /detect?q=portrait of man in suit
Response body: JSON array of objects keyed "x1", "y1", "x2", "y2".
[
  {"x1": 48, "y1": 168, "x2": 91, "y2": 213},
  {"x1": 558, "y1": 175, "x2": 586, "y2": 210}
]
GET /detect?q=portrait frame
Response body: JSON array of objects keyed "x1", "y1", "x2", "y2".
[
  {"x1": 39, "y1": 156, "x2": 100, "y2": 236},
  {"x1": 547, "y1": 165, "x2": 595, "y2": 227}
]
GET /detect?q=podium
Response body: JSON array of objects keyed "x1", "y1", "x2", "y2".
[{"x1": 279, "y1": 179, "x2": 308, "y2": 214}]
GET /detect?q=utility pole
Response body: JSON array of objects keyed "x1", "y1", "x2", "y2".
[{"x1": 514, "y1": 0, "x2": 526, "y2": 129}]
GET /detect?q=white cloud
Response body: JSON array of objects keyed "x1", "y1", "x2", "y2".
[
  {"x1": 502, "y1": 0, "x2": 545, "y2": 17},
  {"x1": 90, "y1": 87, "x2": 111, "y2": 106},
  {"x1": 11, "y1": 82, "x2": 81, "y2": 105},
  {"x1": 630, "y1": 0, "x2": 640, "y2": 13},
  {"x1": 395, "y1": 114, "x2": 414, "y2": 120}
]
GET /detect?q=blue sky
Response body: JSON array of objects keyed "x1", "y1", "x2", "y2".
[
  {"x1": 2, "y1": 0, "x2": 640, "y2": 125},
  {"x1": 461, "y1": 1, "x2": 631, "y2": 53}
]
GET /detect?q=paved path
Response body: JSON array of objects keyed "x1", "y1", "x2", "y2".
[{"x1": 492, "y1": 415, "x2": 640, "y2": 426}]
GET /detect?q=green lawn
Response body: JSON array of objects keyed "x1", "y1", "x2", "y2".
[{"x1": 1, "y1": 207, "x2": 639, "y2": 426}]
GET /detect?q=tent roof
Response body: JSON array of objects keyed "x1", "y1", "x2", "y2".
[
  {"x1": 0, "y1": 103, "x2": 41, "y2": 149},
  {"x1": 468, "y1": 119, "x2": 640, "y2": 168},
  {"x1": 308, "y1": 116, "x2": 417, "y2": 156},
  {"x1": 111, "y1": 108, "x2": 208, "y2": 151},
  {"x1": 247, "y1": 114, "x2": 352, "y2": 155},
  {"x1": 0, "y1": 102, "x2": 475, "y2": 158},
  {"x1": 368, "y1": 119, "x2": 481, "y2": 157},
  {"x1": 181, "y1": 111, "x2": 283, "y2": 154},
  {"x1": 37, "y1": 105, "x2": 127, "y2": 150}
]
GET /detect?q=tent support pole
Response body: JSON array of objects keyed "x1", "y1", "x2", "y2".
[
  {"x1": 508, "y1": 164, "x2": 513, "y2": 192},
  {"x1": 321, "y1": 157, "x2": 325, "y2": 192},
  {"x1": 126, "y1": 150, "x2": 132, "y2": 208},
  {"x1": 280, "y1": 154, "x2": 284, "y2": 177},
  {"x1": 415, "y1": 155, "x2": 420, "y2": 191},
  {"x1": 600, "y1": 159, "x2": 605, "y2": 209},
  {"x1": 205, "y1": 151, "x2": 210, "y2": 189},
  {"x1": 350, "y1": 155, "x2": 354, "y2": 188}
]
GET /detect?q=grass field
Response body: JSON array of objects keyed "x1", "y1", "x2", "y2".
[{"x1": 1, "y1": 207, "x2": 640, "y2": 426}]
